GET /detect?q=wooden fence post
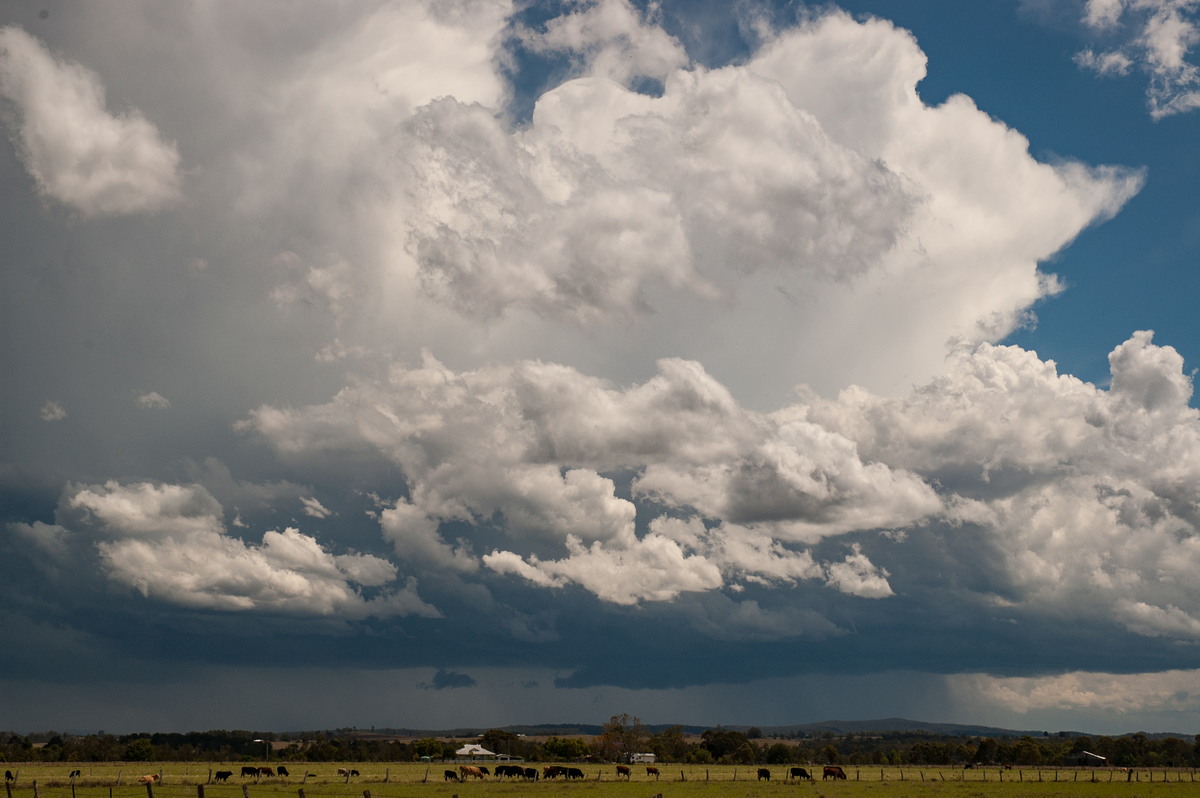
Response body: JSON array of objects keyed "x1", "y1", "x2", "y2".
[
  {"x1": 298, "y1": 788, "x2": 305, "y2": 798},
  {"x1": 144, "y1": 781, "x2": 153, "y2": 798},
  {"x1": 242, "y1": 783, "x2": 251, "y2": 798},
  {"x1": 33, "y1": 781, "x2": 40, "y2": 798},
  {"x1": 198, "y1": 785, "x2": 205, "y2": 798}
]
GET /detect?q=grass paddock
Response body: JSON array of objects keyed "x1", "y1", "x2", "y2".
[{"x1": 5, "y1": 763, "x2": 1200, "y2": 798}]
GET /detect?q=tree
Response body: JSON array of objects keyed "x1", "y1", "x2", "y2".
[
  {"x1": 764, "y1": 743, "x2": 791, "y2": 764},
  {"x1": 701, "y1": 728, "x2": 753, "y2": 763},
  {"x1": 595, "y1": 714, "x2": 648, "y2": 762},
  {"x1": 543, "y1": 737, "x2": 590, "y2": 761},
  {"x1": 648, "y1": 726, "x2": 689, "y2": 763},
  {"x1": 123, "y1": 738, "x2": 154, "y2": 762},
  {"x1": 480, "y1": 730, "x2": 518, "y2": 756},
  {"x1": 410, "y1": 738, "x2": 443, "y2": 760}
]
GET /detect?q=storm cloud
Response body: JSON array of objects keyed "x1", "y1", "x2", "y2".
[{"x1": 1, "y1": 0, "x2": 1195, "y2": 735}]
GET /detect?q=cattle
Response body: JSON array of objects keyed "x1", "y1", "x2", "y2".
[
  {"x1": 565, "y1": 768, "x2": 584, "y2": 780},
  {"x1": 137, "y1": 775, "x2": 160, "y2": 784},
  {"x1": 69, "y1": 771, "x2": 81, "y2": 779},
  {"x1": 350, "y1": 770, "x2": 360, "y2": 777},
  {"x1": 241, "y1": 767, "x2": 259, "y2": 778},
  {"x1": 496, "y1": 765, "x2": 527, "y2": 779},
  {"x1": 275, "y1": 767, "x2": 289, "y2": 778},
  {"x1": 459, "y1": 766, "x2": 485, "y2": 780},
  {"x1": 788, "y1": 767, "x2": 812, "y2": 780},
  {"x1": 543, "y1": 766, "x2": 566, "y2": 779},
  {"x1": 337, "y1": 769, "x2": 349, "y2": 777},
  {"x1": 616, "y1": 765, "x2": 631, "y2": 779},
  {"x1": 5, "y1": 772, "x2": 14, "y2": 782},
  {"x1": 757, "y1": 768, "x2": 771, "y2": 781},
  {"x1": 823, "y1": 766, "x2": 847, "y2": 780},
  {"x1": 646, "y1": 767, "x2": 660, "y2": 780},
  {"x1": 444, "y1": 770, "x2": 459, "y2": 782},
  {"x1": 477, "y1": 767, "x2": 489, "y2": 776},
  {"x1": 214, "y1": 772, "x2": 232, "y2": 783},
  {"x1": 522, "y1": 768, "x2": 539, "y2": 781},
  {"x1": 258, "y1": 767, "x2": 274, "y2": 777}
]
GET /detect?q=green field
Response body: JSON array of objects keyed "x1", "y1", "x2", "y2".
[{"x1": 5, "y1": 763, "x2": 1200, "y2": 798}]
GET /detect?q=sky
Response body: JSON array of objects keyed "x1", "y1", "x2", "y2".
[{"x1": 3, "y1": 0, "x2": 1200, "y2": 738}]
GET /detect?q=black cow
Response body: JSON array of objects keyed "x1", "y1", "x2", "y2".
[
  {"x1": 823, "y1": 765, "x2": 847, "y2": 780},
  {"x1": 523, "y1": 768, "x2": 539, "y2": 781},
  {"x1": 5, "y1": 772, "x2": 15, "y2": 782},
  {"x1": 543, "y1": 766, "x2": 566, "y2": 779},
  {"x1": 68, "y1": 771, "x2": 81, "y2": 779},
  {"x1": 275, "y1": 767, "x2": 289, "y2": 778},
  {"x1": 444, "y1": 770, "x2": 459, "y2": 782},
  {"x1": 757, "y1": 768, "x2": 771, "y2": 781},
  {"x1": 789, "y1": 767, "x2": 811, "y2": 780},
  {"x1": 214, "y1": 772, "x2": 232, "y2": 782},
  {"x1": 240, "y1": 767, "x2": 259, "y2": 778},
  {"x1": 566, "y1": 768, "x2": 584, "y2": 780}
]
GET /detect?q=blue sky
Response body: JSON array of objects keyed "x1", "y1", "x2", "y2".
[{"x1": 3, "y1": 0, "x2": 1200, "y2": 737}]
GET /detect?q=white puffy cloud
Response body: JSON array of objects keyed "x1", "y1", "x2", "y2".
[
  {"x1": 517, "y1": 0, "x2": 689, "y2": 85},
  {"x1": 387, "y1": 8, "x2": 1140, "y2": 404},
  {"x1": 810, "y1": 330, "x2": 1200, "y2": 637},
  {"x1": 241, "y1": 353, "x2": 936, "y2": 604},
  {"x1": 299, "y1": 496, "x2": 332, "y2": 519},
  {"x1": 1076, "y1": 0, "x2": 1200, "y2": 117},
  {"x1": 134, "y1": 391, "x2": 171, "y2": 410},
  {"x1": 63, "y1": 481, "x2": 436, "y2": 618},
  {"x1": 0, "y1": 25, "x2": 182, "y2": 215},
  {"x1": 39, "y1": 400, "x2": 66, "y2": 421},
  {"x1": 952, "y1": 668, "x2": 1200, "y2": 714}
]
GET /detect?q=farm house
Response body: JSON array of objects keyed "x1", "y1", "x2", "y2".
[{"x1": 455, "y1": 744, "x2": 497, "y2": 760}]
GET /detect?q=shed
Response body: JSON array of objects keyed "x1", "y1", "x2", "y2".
[{"x1": 1065, "y1": 751, "x2": 1108, "y2": 767}]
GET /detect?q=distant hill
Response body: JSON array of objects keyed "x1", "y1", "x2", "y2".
[
  {"x1": 340, "y1": 718, "x2": 1053, "y2": 740},
  {"x1": 334, "y1": 718, "x2": 1192, "y2": 741}
]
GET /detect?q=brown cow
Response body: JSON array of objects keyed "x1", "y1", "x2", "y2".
[
  {"x1": 616, "y1": 765, "x2": 631, "y2": 779},
  {"x1": 646, "y1": 767, "x2": 660, "y2": 780},
  {"x1": 823, "y1": 766, "x2": 847, "y2": 780},
  {"x1": 137, "y1": 775, "x2": 160, "y2": 784},
  {"x1": 459, "y1": 766, "x2": 485, "y2": 780}
]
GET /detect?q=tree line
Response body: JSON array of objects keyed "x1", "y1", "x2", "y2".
[{"x1": 3, "y1": 718, "x2": 1198, "y2": 769}]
